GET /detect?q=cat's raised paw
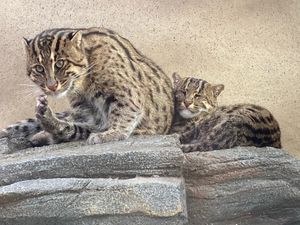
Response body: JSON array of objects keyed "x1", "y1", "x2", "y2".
[{"x1": 35, "y1": 95, "x2": 49, "y2": 119}]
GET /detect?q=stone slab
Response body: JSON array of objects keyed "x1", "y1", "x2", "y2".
[
  {"x1": 184, "y1": 147, "x2": 300, "y2": 225},
  {"x1": 0, "y1": 177, "x2": 187, "y2": 225},
  {"x1": 0, "y1": 135, "x2": 183, "y2": 186}
]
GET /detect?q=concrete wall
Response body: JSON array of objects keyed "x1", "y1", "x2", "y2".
[{"x1": 0, "y1": 0, "x2": 299, "y2": 156}]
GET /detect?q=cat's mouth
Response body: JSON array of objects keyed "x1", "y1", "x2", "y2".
[
  {"x1": 178, "y1": 103, "x2": 208, "y2": 119},
  {"x1": 179, "y1": 109, "x2": 201, "y2": 119},
  {"x1": 41, "y1": 80, "x2": 75, "y2": 98},
  {"x1": 179, "y1": 103, "x2": 208, "y2": 113}
]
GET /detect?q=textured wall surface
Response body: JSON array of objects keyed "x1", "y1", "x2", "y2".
[{"x1": 0, "y1": 0, "x2": 299, "y2": 156}]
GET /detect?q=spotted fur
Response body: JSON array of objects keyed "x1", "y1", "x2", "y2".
[
  {"x1": 170, "y1": 73, "x2": 281, "y2": 152},
  {"x1": 1, "y1": 28, "x2": 174, "y2": 148}
]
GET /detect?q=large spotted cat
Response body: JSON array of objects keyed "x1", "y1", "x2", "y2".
[
  {"x1": 0, "y1": 28, "x2": 174, "y2": 148},
  {"x1": 170, "y1": 73, "x2": 281, "y2": 152}
]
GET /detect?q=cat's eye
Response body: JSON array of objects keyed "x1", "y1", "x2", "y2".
[
  {"x1": 176, "y1": 90, "x2": 185, "y2": 99},
  {"x1": 55, "y1": 60, "x2": 64, "y2": 69},
  {"x1": 35, "y1": 65, "x2": 44, "y2": 73},
  {"x1": 194, "y1": 94, "x2": 202, "y2": 99}
]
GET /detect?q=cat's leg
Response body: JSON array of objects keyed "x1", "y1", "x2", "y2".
[
  {"x1": 179, "y1": 127, "x2": 198, "y2": 144},
  {"x1": 87, "y1": 98, "x2": 142, "y2": 144},
  {"x1": 31, "y1": 95, "x2": 90, "y2": 145}
]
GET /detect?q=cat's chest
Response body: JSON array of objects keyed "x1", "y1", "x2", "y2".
[{"x1": 69, "y1": 93, "x2": 113, "y2": 129}]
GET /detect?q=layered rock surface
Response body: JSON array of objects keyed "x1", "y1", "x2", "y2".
[
  {"x1": 0, "y1": 136, "x2": 187, "y2": 225},
  {"x1": 0, "y1": 135, "x2": 299, "y2": 225}
]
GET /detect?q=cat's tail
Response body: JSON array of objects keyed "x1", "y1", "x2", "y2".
[
  {"x1": 0, "y1": 111, "x2": 72, "y2": 139},
  {"x1": 0, "y1": 119, "x2": 42, "y2": 139}
]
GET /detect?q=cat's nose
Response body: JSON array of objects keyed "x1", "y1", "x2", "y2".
[
  {"x1": 47, "y1": 81, "x2": 58, "y2": 92},
  {"x1": 184, "y1": 100, "x2": 192, "y2": 108}
]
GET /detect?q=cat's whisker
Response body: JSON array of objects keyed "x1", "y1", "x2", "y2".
[
  {"x1": 16, "y1": 89, "x2": 35, "y2": 95},
  {"x1": 70, "y1": 63, "x2": 97, "y2": 79},
  {"x1": 17, "y1": 84, "x2": 36, "y2": 87},
  {"x1": 15, "y1": 86, "x2": 41, "y2": 97}
]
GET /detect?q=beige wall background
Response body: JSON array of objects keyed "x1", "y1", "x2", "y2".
[{"x1": 0, "y1": 0, "x2": 299, "y2": 156}]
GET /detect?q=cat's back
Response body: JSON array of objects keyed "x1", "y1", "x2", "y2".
[
  {"x1": 81, "y1": 27, "x2": 174, "y2": 134},
  {"x1": 211, "y1": 104, "x2": 281, "y2": 148}
]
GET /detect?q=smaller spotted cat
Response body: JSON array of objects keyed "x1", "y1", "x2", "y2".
[{"x1": 171, "y1": 73, "x2": 281, "y2": 152}]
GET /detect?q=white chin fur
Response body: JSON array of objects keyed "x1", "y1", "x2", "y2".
[
  {"x1": 55, "y1": 89, "x2": 68, "y2": 98},
  {"x1": 179, "y1": 108, "x2": 207, "y2": 119},
  {"x1": 54, "y1": 81, "x2": 73, "y2": 98}
]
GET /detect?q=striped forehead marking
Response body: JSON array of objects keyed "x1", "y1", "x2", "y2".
[{"x1": 182, "y1": 77, "x2": 208, "y2": 93}]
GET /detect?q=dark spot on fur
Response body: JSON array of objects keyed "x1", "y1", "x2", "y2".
[
  {"x1": 72, "y1": 101, "x2": 84, "y2": 108},
  {"x1": 113, "y1": 112, "x2": 120, "y2": 117},
  {"x1": 156, "y1": 86, "x2": 160, "y2": 93},
  {"x1": 22, "y1": 126, "x2": 29, "y2": 132},
  {"x1": 117, "y1": 102, "x2": 124, "y2": 108},
  {"x1": 212, "y1": 144, "x2": 219, "y2": 150},
  {"x1": 138, "y1": 72, "x2": 142, "y2": 81},
  {"x1": 106, "y1": 96, "x2": 117, "y2": 105},
  {"x1": 110, "y1": 44, "x2": 117, "y2": 50},
  {"x1": 146, "y1": 109, "x2": 150, "y2": 117},
  {"x1": 95, "y1": 91, "x2": 103, "y2": 98},
  {"x1": 129, "y1": 106, "x2": 137, "y2": 112}
]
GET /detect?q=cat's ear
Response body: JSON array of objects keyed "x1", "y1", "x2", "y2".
[
  {"x1": 23, "y1": 37, "x2": 32, "y2": 55},
  {"x1": 172, "y1": 72, "x2": 182, "y2": 88},
  {"x1": 212, "y1": 84, "x2": 224, "y2": 97},
  {"x1": 70, "y1": 31, "x2": 82, "y2": 48},
  {"x1": 23, "y1": 37, "x2": 31, "y2": 49}
]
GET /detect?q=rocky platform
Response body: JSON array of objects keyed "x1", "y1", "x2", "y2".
[{"x1": 0, "y1": 135, "x2": 299, "y2": 225}]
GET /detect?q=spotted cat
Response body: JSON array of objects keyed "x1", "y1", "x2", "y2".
[
  {"x1": 171, "y1": 73, "x2": 281, "y2": 152},
  {"x1": 0, "y1": 28, "x2": 174, "y2": 148}
]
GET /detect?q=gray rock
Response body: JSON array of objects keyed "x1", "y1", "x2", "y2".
[
  {"x1": 184, "y1": 146, "x2": 300, "y2": 225},
  {"x1": 0, "y1": 177, "x2": 187, "y2": 225},
  {"x1": 0, "y1": 135, "x2": 183, "y2": 186},
  {"x1": 0, "y1": 135, "x2": 188, "y2": 225},
  {"x1": 1, "y1": 135, "x2": 299, "y2": 225}
]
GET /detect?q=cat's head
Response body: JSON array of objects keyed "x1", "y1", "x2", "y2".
[
  {"x1": 24, "y1": 29, "x2": 89, "y2": 97},
  {"x1": 172, "y1": 72, "x2": 224, "y2": 119}
]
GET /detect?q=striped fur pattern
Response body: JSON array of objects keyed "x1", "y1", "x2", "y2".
[
  {"x1": 170, "y1": 73, "x2": 281, "y2": 152},
  {"x1": 1, "y1": 28, "x2": 174, "y2": 148}
]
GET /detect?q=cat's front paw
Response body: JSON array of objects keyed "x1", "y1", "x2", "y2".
[
  {"x1": 87, "y1": 132, "x2": 128, "y2": 145},
  {"x1": 35, "y1": 95, "x2": 50, "y2": 120}
]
